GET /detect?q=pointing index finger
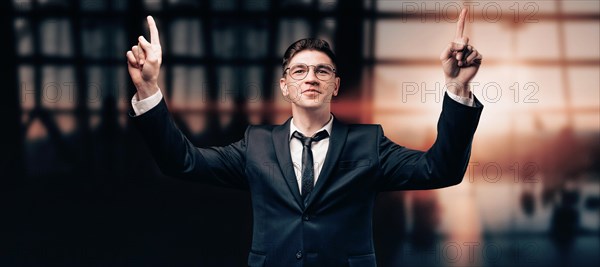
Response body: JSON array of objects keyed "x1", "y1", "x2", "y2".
[
  {"x1": 147, "y1": 15, "x2": 160, "y2": 45},
  {"x1": 455, "y1": 8, "x2": 467, "y2": 39}
]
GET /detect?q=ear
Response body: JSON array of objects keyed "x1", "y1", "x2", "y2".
[
  {"x1": 279, "y1": 77, "x2": 288, "y2": 96},
  {"x1": 333, "y1": 77, "x2": 340, "y2": 96}
]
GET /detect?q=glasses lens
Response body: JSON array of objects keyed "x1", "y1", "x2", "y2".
[
  {"x1": 289, "y1": 64, "x2": 308, "y2": 80},
  {"x1": 315, "y1": 65, "x2": 334, "y2": 80}
]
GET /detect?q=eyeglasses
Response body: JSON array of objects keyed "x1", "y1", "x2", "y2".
[{"x1": 284, "y1": 63, "x2": 336, "y2": 81}]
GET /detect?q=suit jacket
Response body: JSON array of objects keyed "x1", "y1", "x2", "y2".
[{"x1": 132, "y1": 93, "x2": 483, "y2": 267}]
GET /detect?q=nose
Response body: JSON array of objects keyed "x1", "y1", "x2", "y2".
[{"x1": 303, "y1": 67, "x2": 319, "y2": 83}]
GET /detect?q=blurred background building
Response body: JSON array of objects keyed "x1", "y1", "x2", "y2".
[{"x1": 2, "y1": 0, "x2": 598, "y2": 266}]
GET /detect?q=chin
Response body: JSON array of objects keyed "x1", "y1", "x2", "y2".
[{"x1": 293, "y1": 100, "x2": 328, "y2": 110}]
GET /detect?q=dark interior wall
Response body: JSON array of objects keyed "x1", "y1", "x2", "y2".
[{"x1": 1, "y1": 0, "x2": 23, "y2": 186}]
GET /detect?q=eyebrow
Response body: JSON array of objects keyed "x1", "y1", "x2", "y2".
[{"x1": 289, "y1": 63, "x2": 334, "y2": 66}]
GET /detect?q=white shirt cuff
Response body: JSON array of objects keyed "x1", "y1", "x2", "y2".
[
  {"x1": 131, "y1": 89, "x2": 163, "y2": 116},
  {"x1": 446, "y1": 90, "x2": 474, "y2": 107}
]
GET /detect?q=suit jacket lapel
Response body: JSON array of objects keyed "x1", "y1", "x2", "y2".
[
  {"x1": 272, "y1": 118, "x2": 304, "y2": 209},
  {"x1": 305, "y1": 116, "x2": 349, "y2": 208}
]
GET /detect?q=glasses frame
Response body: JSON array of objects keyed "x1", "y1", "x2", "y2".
[{"x1": 284, "y1": 63, "x2": 337, "y2": 81}]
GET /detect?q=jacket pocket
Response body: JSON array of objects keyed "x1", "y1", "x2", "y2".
[
  {"x1": 338, "y1": 159, "x2": 371, "y2": 169},
  {"x1": 348, "y1": 253, "x2": 376, "y2": 267},
  {"x1": 247, "y1": 251, "x2": 266, "y2": 267}
]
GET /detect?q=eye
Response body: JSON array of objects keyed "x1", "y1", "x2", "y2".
[
  {"x1": 293, "y1": 69, "x2": 306, "y2": 74},
  {"x1": 316, "y1": 68, "x2": 331, "y2": 74},
  {"x1": 317, "y1": 65, "x2": 333, "y2": 72}
]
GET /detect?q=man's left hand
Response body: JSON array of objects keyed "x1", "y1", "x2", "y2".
[{"x1": 440, "y1": 8, "x2": 483, "y2": 97}]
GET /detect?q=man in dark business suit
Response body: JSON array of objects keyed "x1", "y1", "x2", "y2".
[{"x1": 126, "y1": 8, "x2": 483, "y2": 267}]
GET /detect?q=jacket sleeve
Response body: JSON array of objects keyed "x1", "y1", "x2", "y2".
[
  {"x1": 131, "y1": 99, "x2": 249, "y2": 190},
  {"x1": 377, "y1": 93, "x2": 483, "y2": 191}
]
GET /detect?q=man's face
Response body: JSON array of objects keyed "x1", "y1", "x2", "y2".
[{"x1": 279, "y1": 50, "x2": 340, "y2": 110}]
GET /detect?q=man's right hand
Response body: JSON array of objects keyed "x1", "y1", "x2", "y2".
[{"x1": 126, "y1": 15, "x2": 162, "y2": 100}]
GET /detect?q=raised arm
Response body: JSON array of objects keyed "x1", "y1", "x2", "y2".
[
  {"x1": 126, "y1": 16, "x2": 248, "y2": 190},
  {"x1": 378, "y1": 8, "x2": 484, "y2": 191}
]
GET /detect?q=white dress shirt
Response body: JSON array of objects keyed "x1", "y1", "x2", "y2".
[
  {"x1": 131, "y1": 89, "x2": 474, "y2": 191},
  {"x1": 131, "y1": 89, "x2": 163, "y2": 115},
  {"x1": 289, "y1": 115, "x2": 333, "y2": 193}
]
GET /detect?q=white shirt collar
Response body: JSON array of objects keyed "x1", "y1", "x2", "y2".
[{"x1": 289, "y1": 114, "x2": 334, "y2": 140}]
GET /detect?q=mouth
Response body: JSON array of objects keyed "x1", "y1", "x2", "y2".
[{"x1": 302, "y1": 89, "x2": 321, "y2": 94}]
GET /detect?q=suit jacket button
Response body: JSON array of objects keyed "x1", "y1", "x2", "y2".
[
  {"x1": 296, "y1": 250, "x2": 303, "y2": 259},
  {"x1": 303, "y1": 214, "x2": 310, "y2": 221}
]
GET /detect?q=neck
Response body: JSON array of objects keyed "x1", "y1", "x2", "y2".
[{"x1": 291, "y1": 106, "x2": 331, "y2": 137}]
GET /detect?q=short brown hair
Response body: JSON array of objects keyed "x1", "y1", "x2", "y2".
[{"x1": 281, "y1": 38, "x2": 337, "y2": 76}]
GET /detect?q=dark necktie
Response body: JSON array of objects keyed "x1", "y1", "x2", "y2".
[{"x1": 292, "y1": 130, "x2": 330, "y2": 200}]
